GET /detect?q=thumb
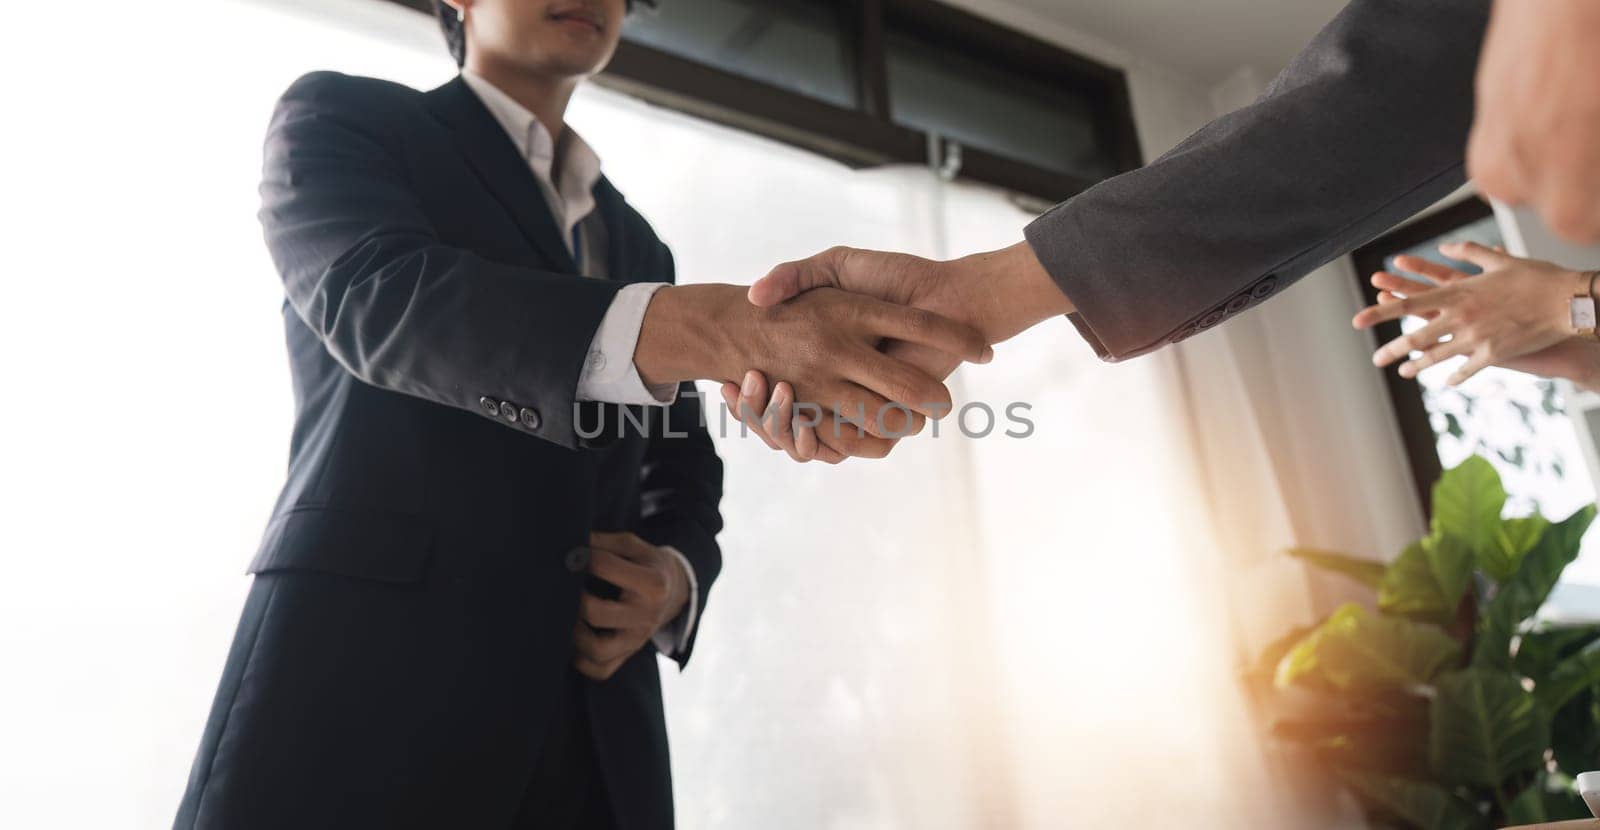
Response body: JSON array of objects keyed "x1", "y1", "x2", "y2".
[{"x1": 748, "y1": 249, "x2": 846, "y2": 307}]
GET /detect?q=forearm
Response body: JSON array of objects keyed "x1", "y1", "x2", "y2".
[
  {"x1": 281, "y1": 234, "x2": 619, "y2": 447},
  {"x1": 1023, "y1": 0, "x2": 1487, "y2": 360},
  {"x1": 1556, "y1": 339, "x2": 1600, "y2": 393}
]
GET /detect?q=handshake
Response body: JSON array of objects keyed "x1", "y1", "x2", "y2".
[{"x1": 633, "y1": 240, "x2": 1072, "y2": 464}]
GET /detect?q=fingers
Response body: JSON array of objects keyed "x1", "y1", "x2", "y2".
[
  {"x1": 1372, "y1": 318, "x2": 1453, "y2": 367},
  {"x1": 1438, "y1": 240, "x2": 1514, "y2": 271},
  {"x1": 572, "y1": 623, "x2": 632, "y2": 681},
  {"x1": 722, "y1": 372, "x2": 780, "y2": 451},
  {"x1": 1390, "y1": 254, "x2": 1467, "y2": 285},
  {"x1": 765, "y1": 382, "x2": 813, "y2": 463},
  {"x1": 722, "y1": 374, "x2": 844, "y2": 461},
  {"x1": 822, "y1": 381, "x2": 927, "y2": 439},
  {"x1": 1352, "y1": 290, "x2": 1449, "y2": 330},
  {"x1": 1446, "y1": 348, "x2": 1495, "y2": 386},
  {"x1": 1372, "y1": 270, "x2": 1438, "y2": 298},
  {"x1": 1397, "y1": 337, "x2": 1473, "y2": 379},
  {"x1": 588, "y1": 531, "x2": 658, "y2": 563},
  {"x1": 579, "y1": 591, "x2": 637, "y2": 630},
  {"x1": 792, "y1": 398, "x2": 821, "y2": 461},
  {"x1": 748, "y1": 247, "x2": 847, "y2": 307},
  {"x1": 587, "y1": 548, "x2": 661, "y2": 598},
  {"x1": 863, "y1": 299, "x2": 994, "y2": 365},
  {"x1": 836, "y1": 349, "x2": 946, "y2": 426}
]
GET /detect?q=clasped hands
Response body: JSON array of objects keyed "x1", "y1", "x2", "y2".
[{"x1": 639, "y1": 240, "x2": 1066, "y2": 464}]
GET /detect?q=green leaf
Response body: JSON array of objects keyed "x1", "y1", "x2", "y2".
[
  {"x1": 1273, "y1": 704, "x2": 1431, "y2": 778},
  {"x1": 1336, "y1": 771, "x2": 1484, "y2": 830},
  {"x1": 1550, "y1": 687, "x2": 1600, "y2": 775},
  {"x1": 1431, "y1": 456, "x2": 1506, "y2": 563},
  {"x1": 1537, "y1": 638, "x2": 1600, "y2": 711},
  {"x1": 1246, "y1": 622, "x2": 1320, "y2": 690},
  {"x1": 1514, "y1": 624, "x2": 1600, "y2": 678},
  {"x1": 1506, "y1": 782, "x2": 1549, "y2": 825},
  {"x1": 1541, "y1": 787, "x2": 1593, "y2": 822},
  {"x1": 1429, "y1": 669, "x2": 1550, "y2": 789},
  {"x1": 1287, "y1": 547, "x2": 1386, "y2": 589},
  {"x1": 1506, "y1": 776, "x2": 1594, "y2": 823},
  {"x1": 1474, "y1": 505, "x2": 1597, "y2": 669},
  {"x1": 1482, "y1": 516, "x2": 1549, "y2": 583},
  {"x1": 1277, "y1": 603, "x2": 1459, "y2": 692},
  {"x1": 1379, "y1": 535, "x2": 1474, "y2": 624}
]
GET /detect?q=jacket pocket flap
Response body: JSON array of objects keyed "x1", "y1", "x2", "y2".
[{"x1": 248, "y1": 507, "x2": 433, "y2": 584}]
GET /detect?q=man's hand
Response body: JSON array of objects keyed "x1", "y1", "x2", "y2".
[
  {"x1": 633, "y1": 283, "x2": 992, "y2": 441},
  {"x1": 729, "y1": 241, "x2": 1070, "y2": 462},
  {"x1": 1468, "y1": 0, "x2": 1600, "y2": 242},
  {"x1": 572, "y1": 531, "x2": 689, "y2": 681},
  {"x1": 1352, "y1": 242, "x2": 1595, "y2": 386}
]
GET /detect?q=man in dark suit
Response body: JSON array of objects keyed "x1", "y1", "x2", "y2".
[{"x1": 173, "y1": 1, "x2": 991, "y2": 828}]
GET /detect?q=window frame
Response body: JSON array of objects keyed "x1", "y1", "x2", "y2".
[{"x1": 382, "y1": 0, "x2": 1143, "y2": 202}]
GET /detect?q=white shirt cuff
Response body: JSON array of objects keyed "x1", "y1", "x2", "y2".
[
  {"x1": 651, "y1": 544, "x2": 699, "y2": 658},
  {"x1": 576, "y1": 282, "x2": 679, "y2": 406}
]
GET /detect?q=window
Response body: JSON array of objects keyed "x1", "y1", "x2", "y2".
[
  {"x1": 602, "y1": 0, "x2": 1138, "y2": 202},
  {"x1": 385, "y1": 0, "x2": 1139, "y2": 200},
  {"x1": 623, "y1": 0, "x2": 858, "y2": 108},
  {"x1": 883, "y1": 28, "x2": 1112, "y2": 181}
]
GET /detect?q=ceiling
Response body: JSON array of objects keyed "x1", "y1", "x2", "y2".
[{"x1": 1007, "y1": 0, "x2": 1348, "y2": 84}]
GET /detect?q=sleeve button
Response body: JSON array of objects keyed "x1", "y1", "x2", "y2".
[
  {"x1": 479, "y1": 396, "x2": 501, "y2": 417},
  {"x1": 520, "y1": 407, "x2": 542, "y2": 430}
]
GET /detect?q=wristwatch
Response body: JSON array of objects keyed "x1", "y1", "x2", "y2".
[{"x1": 1572, "y1": 270, "x2": 1600, "y2": 339}]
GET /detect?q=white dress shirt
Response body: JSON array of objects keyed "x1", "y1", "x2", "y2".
[{"x1": 461, "y1": 71, "x2": 698, "y2": 658}]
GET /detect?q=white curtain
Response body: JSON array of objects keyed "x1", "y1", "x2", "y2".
[
  {"x1": 1, "y1": 1, "x2": 1391, "y2": 827},
  {"x1": 580, "y1": 83, "x2": 1337, "y2": 826}
]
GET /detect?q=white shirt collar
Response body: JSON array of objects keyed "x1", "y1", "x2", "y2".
[{"x1": 459, "y1": 70, "x2": 602, "y2": 249}]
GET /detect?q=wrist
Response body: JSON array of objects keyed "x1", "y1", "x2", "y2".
[
  {"x1": 954, "y1": 241, "x2": 1073, "y2": 344},
  {"x1": 658, "y1": 552, "x2": 691, "y2": 628},
  {"x1": 634, "y1": 284, "x2": 749, "y2": 386},
  {"x1": 1566, "y1": 269, "x2": 1598, "y2": 335}
]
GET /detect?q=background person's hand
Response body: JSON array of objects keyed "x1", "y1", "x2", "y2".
[
  {"x1": 1467, "y1": 0, "x2": 1600, "y2": 241},
  {"x1": 1351, "y1": 241, "x2": 1590, "y2": 386},
  {"x1": 573, "y1": 531, "x2": 689, "y2": 681}
]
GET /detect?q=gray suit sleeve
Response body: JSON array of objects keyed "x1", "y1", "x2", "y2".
[{"x1": 1024, "y1": 0, "x2": 1489, "y2": 361}]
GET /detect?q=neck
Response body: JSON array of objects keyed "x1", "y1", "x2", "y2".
[{"x1": 465, "y1": 54, "x2": 579, "y2": 137}]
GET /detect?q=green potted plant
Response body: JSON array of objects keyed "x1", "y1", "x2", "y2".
[{"x1": 1259, "y1": 456, "x2": 1600, "y2": 828}]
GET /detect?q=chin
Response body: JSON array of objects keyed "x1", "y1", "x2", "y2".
[{"x1": 527, "y1": 41, "x2": 615, "y2": 77}]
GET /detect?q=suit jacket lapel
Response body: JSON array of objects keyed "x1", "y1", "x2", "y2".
[
  {"x1": 422, "y1": 76, "x2": 579, "y2": 274},
  {"x1": 592, "y1": 176, "x2": 632, "y2": 282}
]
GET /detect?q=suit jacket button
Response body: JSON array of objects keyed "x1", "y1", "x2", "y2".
[
  {"x1": 479, "y1": 396, "x2": 501, "y2": 417},
  {"x1": 1252, "y1": 277, "x2": 1278, "y2": 299},
  {"x1": 564, "y1": 547, "x2": 591, "y2": 573},
  {"x1": 520, "y1": 407, "x2": 541, "y2": 430},
  {"x1": 502, "y1": 405, "x2": 519, "y2": 424}
]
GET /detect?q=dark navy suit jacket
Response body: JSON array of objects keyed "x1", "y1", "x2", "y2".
[{"x1": 175, "y1": 71, "x2": 723, "y2": 829}]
